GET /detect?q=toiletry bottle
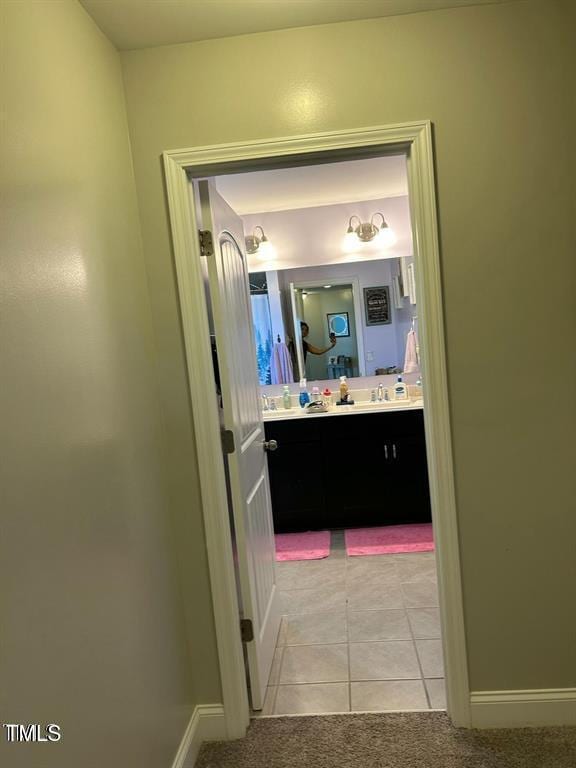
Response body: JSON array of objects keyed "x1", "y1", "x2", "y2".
[
  {"x1": 282, "y1": 385, "x2": 292, "y2": 410},
  {"x1": 311, "y1": 386, "x2": 320, "y2": 402},
  {"x1": 339, "y1": 375, "x2": 349, "y2": 403},
  {"x1": 299, "y1": 378, "x2": 310, "y2": 408},
  {"x1": 322, "y1": 387, "x2": 332, "y2": 407},
  {"x1": 394, "y1": 375, "x2": 408, "y2": 400}
]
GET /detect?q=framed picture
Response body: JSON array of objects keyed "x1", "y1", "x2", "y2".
[
  {"x1": 363, "y1": 285, "x2": 391, "y2": 326},
  {"x1": 327, "y1": 312, "x2": 350, "y2": 337}
]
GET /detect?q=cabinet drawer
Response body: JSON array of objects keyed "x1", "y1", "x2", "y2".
[
  {"x1": 264, "y1": 418, "x2": 322, "y2": 445},
  {"x1": 322, "y1": 409, "x2": 424, "y2": 441}
]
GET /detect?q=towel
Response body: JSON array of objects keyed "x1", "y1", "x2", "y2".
[
  {"x1": 271, "y1": 341, "x2": 294, "y2": 384},
  {"x1": 403, "y1": 329, "x2": 420, "y2": 373}
]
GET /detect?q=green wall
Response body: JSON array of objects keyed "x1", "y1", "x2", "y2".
[
  {"x1": 121, "y1": 0, "x2": 575, "y2": 699},
  {"x1": 0, "y1": 1, "x2": 204, "y2": 765}
]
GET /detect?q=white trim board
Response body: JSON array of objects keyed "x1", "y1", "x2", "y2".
[
  {"x1": 470, "y1": 689, "x2": 576, "y2": 728},
  {"x1": 163, "y1": 121, "x2": 471, "y2": 732},
  {"x1": 171, "y1": 705, "x2": 226, "y2": 768}
]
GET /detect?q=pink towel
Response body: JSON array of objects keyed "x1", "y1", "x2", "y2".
[
  {"x1": 271, "y1": 342, "x2": 294, "y2": 384},
  {"x1": 404, "y1": 329, "x2": 420, "y2": 373}
]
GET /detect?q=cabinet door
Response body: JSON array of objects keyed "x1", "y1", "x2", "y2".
[
  {"x1": 266, "y1": 441, "x2": 326, "y2": 532},
  {"x1": 386, "y1": 434, "x2": 432, "y2": 523},
  {"x1": 324, "y1": 438, "x2": 403, "y2": 528},
  {"x1": 264, "y1": 420, "x2": 325, "y2": 533}
]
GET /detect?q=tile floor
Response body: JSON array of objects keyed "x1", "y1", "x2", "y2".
[{"x1": 255, "y1": 530, "x2": 446, "y2": 717}]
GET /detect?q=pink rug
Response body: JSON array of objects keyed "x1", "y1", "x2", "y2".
[
  {"x1": 275, "y1": 530, "x2": 331, "y2": 561},
  {"x1": 345, "y1": 524, "x2": 434, "y2": 556}
]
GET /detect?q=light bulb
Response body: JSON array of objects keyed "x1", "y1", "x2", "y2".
[
  {"x1": 376, "y1": 227, "x2": 397, "y2": 248},
  {"x1": 257, "y1": 240, "x2": 276, "y2": 260},
  {"x1": 342, "y1": 231, "x2": 358, "y2": 253}
]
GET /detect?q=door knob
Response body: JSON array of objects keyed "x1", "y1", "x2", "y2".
[{"x1": 263, "y1": 439, "x2": 278, "y2": 452}]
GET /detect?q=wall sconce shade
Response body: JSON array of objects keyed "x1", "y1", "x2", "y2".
[{"x1": 245, "y1": 225, "x2": 275, "y2": 260}]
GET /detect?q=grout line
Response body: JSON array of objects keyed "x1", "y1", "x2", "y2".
[
  {"x1": 273, "y1": 676, "x2": 428, "y2": 688},
  {"x1": 271, "y1": 642, "x2": 286, "y2": 714},
  {"x1": 408, "y1": 607, "x2": 431, "y2": 710},
  {"x1": 344, "y1": 533, "x2": 352, "y2": 714}
]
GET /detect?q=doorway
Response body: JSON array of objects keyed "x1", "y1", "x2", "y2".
[
  {"x1": 213, "y1": 156, "x2": 439, "y2": 716},
  {"x1": 163, "y1": 122, "x2": 470, "y2": 736}
]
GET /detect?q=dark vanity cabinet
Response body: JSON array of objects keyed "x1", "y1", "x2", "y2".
[{"x1": 264, "y1": 409, "x2": 431, "y2": 533}]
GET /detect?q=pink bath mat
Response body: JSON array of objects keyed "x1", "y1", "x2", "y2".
[
  {"x1": 275, "y1": 530, "x2": 331, "y2": 561},
  {"x1": 345, "y1": 524, "x2": 434, "y2": 556}
]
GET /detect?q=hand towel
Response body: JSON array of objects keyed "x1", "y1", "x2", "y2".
[
  {"x1": 403, "y1": 329, "x2": 420, "y2": 373},
  {"x1": 271, "y1": 342, "x2": 294, "y2": 384}
]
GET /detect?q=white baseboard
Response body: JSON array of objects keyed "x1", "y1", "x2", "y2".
[
  {"x1": 171, "y1": 704, "x2": 226, "y2": 768},
  {"x1": 470, "y1": 688, "x2": 576, "y2": 728}
]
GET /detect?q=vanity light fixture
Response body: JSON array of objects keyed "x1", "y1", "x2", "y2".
[
  {"x1": 343, "y1": 213, "x2": 397, "y2": 252},
  {"x1": 245, "y1": 225, "x2": 275, "y2": 260}
]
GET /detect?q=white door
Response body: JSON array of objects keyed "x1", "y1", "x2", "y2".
[
  {"x1": 289, "y1": 282, "x2": 305, "y2": 380},
  {"x1": 198, "y1": 179, "x2": 282, "y2": 710}
]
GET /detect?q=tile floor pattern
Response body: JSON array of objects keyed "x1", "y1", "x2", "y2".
[{"x1": 255, "y1": 531, "x2": 446, "y2": 717}]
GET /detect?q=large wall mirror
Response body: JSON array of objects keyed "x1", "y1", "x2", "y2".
[{"x1": 249, "y1": 254, "x2": 417, "y2": 389}]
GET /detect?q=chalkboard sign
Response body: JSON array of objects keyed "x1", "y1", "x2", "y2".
[{"x1": 364, "y1": 285, "x2": 391, "y2": 326}]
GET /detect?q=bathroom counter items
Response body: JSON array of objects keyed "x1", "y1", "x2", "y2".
[
  {"x1": 262, "y1": 397, "x2": 423, "y2": 422},
  {"x1": 265, "y1": 408, "x2": 431, "y2": 533}
]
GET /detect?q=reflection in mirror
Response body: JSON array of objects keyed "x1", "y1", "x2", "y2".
[
  {"x1": 249, "y1": 255, "x2": 418, "y2": 390},
  {"x1": 249, "y1": 272, "x2": 274, "y2": 384},
  {"x1": 298, "y1": 284, "x2": 358, "y2": 379}
]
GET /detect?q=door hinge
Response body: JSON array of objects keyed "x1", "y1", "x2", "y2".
[
  {"x1": 221, "y1": 429, "x2": 235, "y2": 455},
  {"x1": 240, "y1": 618, "x2": 254, "y2": 643},
  {"x1": 198, "y1": 229, "x2": 214, "y2": 257}
]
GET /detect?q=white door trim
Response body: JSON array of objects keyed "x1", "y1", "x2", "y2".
[
  {"x1": 163, "y1": 121, "x2": 471, "y2": 733},
  {"x1": 293, "y1": 276, "x2": 366, "y2": 377}
]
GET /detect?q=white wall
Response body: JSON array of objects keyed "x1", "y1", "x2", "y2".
[{"x1": 241, "y1": 195, "x2": 412, "y2": 271}]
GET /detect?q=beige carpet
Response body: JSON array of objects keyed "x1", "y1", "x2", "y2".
[{"x1": 196, "y1": 712, "x2": 576, "y2": 768}]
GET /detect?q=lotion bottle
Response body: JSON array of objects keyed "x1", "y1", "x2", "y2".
[{"x1": 394, "y1": 375, "x2": 408, "y2": 400}]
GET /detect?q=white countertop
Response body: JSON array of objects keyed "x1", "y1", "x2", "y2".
[{"x1": 262, "y1": 398, "x2": 423, "y2": 422}]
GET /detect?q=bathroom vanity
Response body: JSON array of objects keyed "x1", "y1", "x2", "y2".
[{"x1": 263, "y1": 404, "x2": 431, "y2": 533}]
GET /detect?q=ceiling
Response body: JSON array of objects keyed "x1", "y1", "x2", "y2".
[
  {"x1": 216, "y1": 155, "x2": 408, "y2": 215},
  {"x1": 80, "y1": 0, "x2": 509, "y2": 51}
]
